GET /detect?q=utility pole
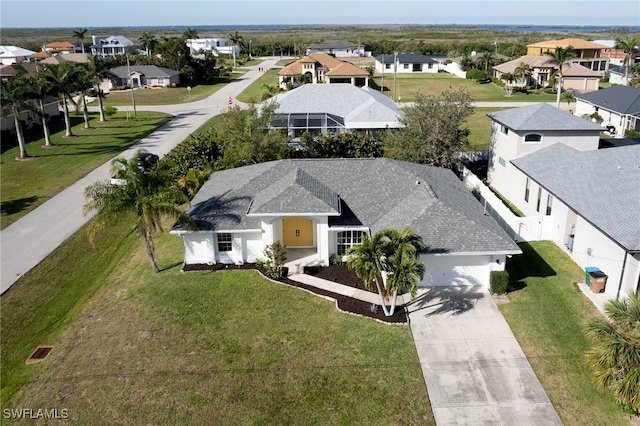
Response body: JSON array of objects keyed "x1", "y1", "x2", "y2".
[
  {"x1": 381, "y1": 53, "x2": 385, "y2": 96},
  {"x1": 127, "y1": 55, "x2": 137, "y2": 118},
  {"x1": 393, "y1": 51, "x2": 398, "y2": 103}
]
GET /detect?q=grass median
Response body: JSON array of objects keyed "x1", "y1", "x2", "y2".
[
  {"x1": 1, "y1": 111, "x2": 172, "y2": 229},
  {"x1": 1, "y1": 220, "x2": 433, "y2": 425}
]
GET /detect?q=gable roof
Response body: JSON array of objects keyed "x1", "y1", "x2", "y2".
[
  {"x1": 512, "y1": 144, "x2": 640, "y2": 252},
  {"x1": 265, "y1": 84, "x2": 402, "y2": 129},
  {"x1": 492, "y1": 55, "x2": 557, "y2": 74},
  {"x1": 94, "y1": 36, "x2": 134, "y2": 47},
  {"x1": 278, "y1": 53, "x2": 367, "y2": 77},
  {"x1": 526, "y1": 38, "x2": 608, "y2": 50},
  {"x1": 0, "y1": 63, "x2": 41, "y2": 78},
  {"x1": 109, "y1": 65, "x2": 180, "y2": 78},
  {"x1": 179, "y1": 158, "x2": 521, "y2": 255},
  {"x1": 561, "y1": 62, "x2": 600, "y2": 77},
  {"x1": 40, "y1": 53, "x2": 89, "y2": 64},
  {"x1": 375, "y1": 52, "x2": 438, "y2": 64},
  {"x1": 574, "y1": 85, "x2": 640, "y2": 116},
  {"x1": 487, "y1": 103, "x2": 602, "y2": 132},
  {"x1": 44, "y1": 41, "x2": 75, "y2": 51}
]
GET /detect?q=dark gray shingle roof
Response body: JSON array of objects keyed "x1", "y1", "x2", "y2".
[
  {"x1": 375, "y1": 52, "x2": 438, "y2": 64},
  {"x1": 181, "y1": 159, "x2": 521, "y2": 255},
  {"x1": 110, "y1": 65, "x2": 180, "y2": 78},
  {"x1": 512, "y1": 144, "x2": 640, "y2": 252},
  {"x1": 487, "y1": 103, "x2": 602, "y2": 132},
  {"x1": 574, "y1": 85, "x2": 640, "y2": 115}
]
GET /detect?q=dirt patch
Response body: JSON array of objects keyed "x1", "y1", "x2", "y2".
[
  {"x1": 303, "y1": 263, "x2": 374, "y2": 293},
  {"x1": 182, "y1": 263, "x2": 406, "y2": 324}
]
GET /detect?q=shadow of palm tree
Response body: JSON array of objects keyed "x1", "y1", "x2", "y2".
[
  {"x1": 1, "y1": 196, "x2": 40, "y2": 215},
  {"x1": 408, "y1": 286, "x2": 486, "y2": 316}
]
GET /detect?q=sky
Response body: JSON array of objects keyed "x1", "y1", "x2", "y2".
[{"x1": 1, "y1": 0, "x2": 639, "y2": 28}]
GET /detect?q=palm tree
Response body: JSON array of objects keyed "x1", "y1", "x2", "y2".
[
  {"x1": 347, "y1": 227, "x2": 425, "y2": 316},
  {"x1": 615, "y1": 35, "x2": 640, "y2": 83},
  {"x1": 139, "y1": 31, "x2": 158, "y2": 56},
  {"x1": 183, "y1": 27, "x2": 199, "y2": 40},
  {"x1": 514, "y1": 62, "x2": 532, "y2": 87},
  {"x1": 475, "y1": 51, "x2": 495, "y2": 72},
  {"x1": 84, "y1": 151, "x2": 194, "y2": 273},
  {"x1": 29, "y1": 73, "x2": 56, "y2": 148},
  {"x1": 228, "y1": 30, "x2": 244, "y2": 68},
  {"x1": 86, "y1": 56, "x2": 118, "y2": 122},
  {"x1": 72, "y1": 28, "x2": 88, "y2": 53},
  {"x1": 562, "y1": 92, "x2": 576, "y2": 111},
  {"x1": 44, "y1": 62, "x2": 80, "y2": 137},
  {"x1": 0, "y1": 74, "x2": 33, "y2": 159},
  {"x1": 346, "y1": 232, "x2": 389, "y2": 315},
  {"x1": 500, "y1": 72, "x2": 516, "y2": 96},
  {"x1": 544, "y1": 45, "x2": 576, "y2": 108},
  {"x1": 584, "y1": 292, "x2": 640, "y2": 414},
  {"x1": 75, "y1": 66, "x2": 95, "y2": 129}
]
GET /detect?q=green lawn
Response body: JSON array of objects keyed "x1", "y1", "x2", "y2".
[
  {"x1": 502, "y1": 241, "x2": 629, "y2": 426},
  {"x1": 465, "y1": 107, "x2": 507, "y2": 151},
  {"x1": 102, "y1": 73, "x2": 245, "y2": 106},
  {"x1": 236, "y1": 68, "x2": 280, "y2": 103},
  {"x1": 1, "y1": 111, "x2": 171, "y2": 229},
  {"x1": 374, "y1": 72, "x2": 558, "y2": 103},
  {"x1": 1, "y1": 218, "x2": 433, "y2": 425}
]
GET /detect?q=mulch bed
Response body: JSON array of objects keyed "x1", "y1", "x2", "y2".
[{"x1": 182, "y1": 263, "x2": 407, "y2": 324}]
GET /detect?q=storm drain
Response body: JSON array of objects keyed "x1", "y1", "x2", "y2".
[{"x1": 26, "y1": 346, "x2": 53, "y2": 364}]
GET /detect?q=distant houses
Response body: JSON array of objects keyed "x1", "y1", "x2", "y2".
[
  {"x1": 278, "y1": 53, "x2": 369, "y2": 89},
  {"x1": 306, "y1": 40, "x2": 370, "y2": 57}
]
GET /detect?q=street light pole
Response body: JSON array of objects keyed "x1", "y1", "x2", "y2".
[{"x1": 127, "y1": 54, "x2": 137, "y2": 117}]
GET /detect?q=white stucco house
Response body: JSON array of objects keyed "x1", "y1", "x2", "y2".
[
  {"x1": 574, "y1": 85, "x2": 640, "y2": 138},
  {"x1": 485, "y1": 103, "x2": 639, "y2": 299},
  {"x1": 0, "y1": 45, "x2": 37, "y2": 65},
  {"x1": 487, "y1": 103, "x2": 603, "y2": 201},
  {"x1": 171, "y1": 158, "x2": 521, "y2": 287},
  {"x1": 374, "y1": 53, "x2": 439, "y2": 74},
  {"x1": 511, "y1": 144, "x2": 640, "y2": 298},
  {"x1": 306, "y1": 40, "x2": 370, "y2": 57},
  {"x1": 263, "y1": 84, "x2": 403, "y2": 138},
  {"x1": 185, "y1": 38, "x2": 239, "y2": 57}
]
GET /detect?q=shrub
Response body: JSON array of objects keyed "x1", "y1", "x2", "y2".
[
  {"x1": 103, "y1": 105, "x2": 118, "y2": 118},
  {"x1": 263, "y1": 241, "x2": 287, "y2": 277},
  {"x1": 624, "y1": 129, "x2": 640, "y2": 139},
  {"x1": 490, "y1": 270, "x2": 509, "y2": 294},
  {"x1": 466, "y1": 69, "x2": 490, "y2": 83},
  {"x1": 329, "y1": 254, "x2": 342, "y2": 265}
]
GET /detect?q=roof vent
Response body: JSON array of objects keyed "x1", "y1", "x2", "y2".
[
  {"x1": 617, "y1": 165, "x2": 622, "y2": 170},
  {"x1": 415, "y1": 177, "x2": 421, "y2": 185}
]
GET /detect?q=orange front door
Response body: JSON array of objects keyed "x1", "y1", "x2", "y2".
[{"x1": 282, "y1": 218, "x2": 313, "y2": 246}]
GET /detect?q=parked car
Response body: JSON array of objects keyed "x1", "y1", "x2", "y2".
[{"x1": 110, "y1": 151, "x2": 159, "y2": 185}]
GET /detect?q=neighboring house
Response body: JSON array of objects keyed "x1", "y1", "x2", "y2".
[
  {"x1": 306, "y1": 40, "x2": 370, "y2": 57},
  {"x1": 42, "y1": 41, "x2": 75, "y2": 54},
  {"x1": 574, "y1": 85, "x2": 640, "y2": 138},
  {"x1": 486, "y1": 103, "x2": 602, "y2": 203},
  {"x1": 278, "y1": 53, "x2": 369, "y2": 88},
  {"x1": 0, "y1": 45, "x2": 37, "y2": 65},
  {"x1": 185, "y1": 38, "x2": 239, "y2": 57},
  {"x1": 90, "y1": 35, "x2": 136, "y2": 57},
  {"x1": 263, "y1": 84, "x2": 403, "y2": 138},
  {"x1": 108, "y1": 65, "x2": 181, "y2": 88},
  {"x1": 511, "y1": 143, "x2": 640, "y2": 298},
  {"x1": 374, "y1": 52, "x2": 439, "y2": 74},
  {"x1": 560, "y1": 62, "x2": 601, "y2": 93},
  {"x1": 608, "y1": 64, "x2": 631, "y2": 86},
  {"x1": 525, "y1": 38, "x2": 609, "y2": 73},
  {"x1": 39, "y1": 53, "x2": 89, "y2": 65},
  {"x1": 492, "y1": 55, "x2": 558, "y2": 88},
  {"x1": 0, "y1": 63, "x2": 41, "y2": 79},
  {"x1": 1, "y1": 97, "x2": 59, "y2": 132},
  {"x1": 171, "y1": 158, "x2": 521, "y2": 287},
  {"x1": 593, "y1": 39, "x2": 628, "y2": 66}
]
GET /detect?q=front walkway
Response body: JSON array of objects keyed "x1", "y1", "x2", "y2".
[{"x1": 407, "y1": 286, "x2": 562, "y2": 425}]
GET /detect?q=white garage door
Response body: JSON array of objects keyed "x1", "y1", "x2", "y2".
[{"x1": 419, "y1": 254, "x2": 492, "y2": 287}]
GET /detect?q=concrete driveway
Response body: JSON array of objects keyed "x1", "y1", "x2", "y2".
[{"x1": 407, "y1": 286, "x2": 562, "y2": 425}]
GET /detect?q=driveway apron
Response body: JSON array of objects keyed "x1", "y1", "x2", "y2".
[{"x1": 407, "y1": 286, "x2": 562, "y2": 425}]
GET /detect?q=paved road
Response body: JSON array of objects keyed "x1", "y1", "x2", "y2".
[
  {"x1": 0, "y1": 58, "x2": 279, "y2": 294},
  {"x1": 407, "y1": 287, "x2": 562, "y2": 425}
]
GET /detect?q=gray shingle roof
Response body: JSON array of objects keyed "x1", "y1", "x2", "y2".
[
  {"x1": 180, "y1": 159, "x2": 521, "y2": 255},
  {"x1": 574, "y1": 85, "x2": 640, "y2": 115},
  {"x1": 308, "y1": 40, "x2": 359, "y2": 50},
  {"x1": 110, "y1": 65, "x2": 180, "y2": 78},
  {"x1": 487, "y1": 103, "x2": 602, "y2": 132},
  {"x1": 266, "y1": 84, "x2": 402, "y2": 129},
  {"x1": 512, "y1": 144, "x2": 640, "y2": 252}
]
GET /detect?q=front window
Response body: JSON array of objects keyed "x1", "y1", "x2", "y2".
[
  {"x1": 546, "y1": 194, "x2": 553, "y2": 215},
  {"x1": 337, "y1": 231, "x2": 364, "y2": 256},
  {"x1": 403, "y1": 63, "x2": 409, "y2": 69},
  {"x1": 385, "y1": 63, "x2": 391, "y2": 70},
  {"x1": 157, "y1": 77, "x2": 164, "y2": 85},
  {"x1": 500, "y1": 124, "x2": 509, "y2": 135},
  {"x1": 525, "y1": 178, "x2": 530, "y2": 202},
  {"x1": 536, "y1": 188, "x2": 542, "y2": 212},
  {"x1": 217, "y1": 233, "x2": 232, "y2": 252}
]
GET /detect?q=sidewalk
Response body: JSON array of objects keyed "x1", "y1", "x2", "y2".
[{"x1": 0, "y1": 58, "x2": 279, "y2": 295}]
